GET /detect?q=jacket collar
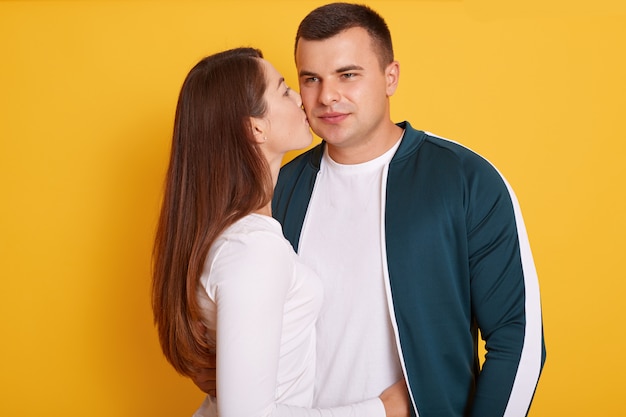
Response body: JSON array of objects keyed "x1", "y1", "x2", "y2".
[
  {"x1": 391, "y1": 121, "x2": 426, "y2": 163},
  {"x1": 310, "y1": 121, "x2": 426, "y2": 169}
]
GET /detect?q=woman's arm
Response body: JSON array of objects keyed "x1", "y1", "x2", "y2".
[{"x1": 202, "y1": 229, "x2": 408, "y2": 417}]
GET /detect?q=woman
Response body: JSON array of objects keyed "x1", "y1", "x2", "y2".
[{"x1": 152, "y1": 48, "x2": 408, "y2": 417}]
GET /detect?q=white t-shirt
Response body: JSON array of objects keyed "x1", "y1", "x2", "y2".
[
  {"x1": 194, "y1": 214, "x2": 384, "y2": 417},
  {"x1": 298, "y1": 139, "x2": 404, "y2": 408}
]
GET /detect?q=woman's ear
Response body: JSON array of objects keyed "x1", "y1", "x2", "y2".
[{"x1": 249, "y1": 116, "x2": 268, "y2": 144}]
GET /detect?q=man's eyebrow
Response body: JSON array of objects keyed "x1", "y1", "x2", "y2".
[
  {"x1": 336, "y1": 65, "x2": 364, "y2": 73},
  {"x1": 298, "y1": 65, "x2": 365, "y2": 78},
  {"x1": 298, "y1": 70, "x2": 318, "y2": 78}
]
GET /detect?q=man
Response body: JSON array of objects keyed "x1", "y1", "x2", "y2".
[
  {"x1": 197, "y1": 3, "x2": 546, "y2": 416},
  {"x1": 275, "y1": 3, "x2": 546, "y2": 416}
]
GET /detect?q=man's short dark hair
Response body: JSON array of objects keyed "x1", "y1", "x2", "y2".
[{"x1": 295, "y1": 2, "x2": 394, "y2": 69}]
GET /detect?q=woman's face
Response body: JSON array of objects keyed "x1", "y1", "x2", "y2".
[{"x1": 258, "y1": 59, "x2": 313, "y2": 155}]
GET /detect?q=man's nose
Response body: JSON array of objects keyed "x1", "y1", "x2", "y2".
[{"x1": 319, "y1": 81, "x2": 340, "y2": 106}]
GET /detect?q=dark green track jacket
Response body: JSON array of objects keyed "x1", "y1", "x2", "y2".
[{"x1": 272, "y1": 121, "x2": 546, "y2": 417}]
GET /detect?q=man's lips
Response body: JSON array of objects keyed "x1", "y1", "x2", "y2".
[{"x1": 317, "y1": 112, "x2": 348, "y2": 124}]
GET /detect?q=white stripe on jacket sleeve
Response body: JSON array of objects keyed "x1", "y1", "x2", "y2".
[{"x1": 500, "y1": 176, "x2": 544, "y2": 417}]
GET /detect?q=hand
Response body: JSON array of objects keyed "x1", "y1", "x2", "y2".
[
  {"x1": 190, "y1": 351, "x2": 216, "y2": 396},
  {"x1": 379, "y1": 379, "x2": 410, "y2": 417}
]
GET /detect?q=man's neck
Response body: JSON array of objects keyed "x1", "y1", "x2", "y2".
[{"x1": 327, "y1": 123, "x2": 404, "y2": 165}]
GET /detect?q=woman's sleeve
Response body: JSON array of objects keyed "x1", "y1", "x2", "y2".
[{"x1": 207, "y1": 231, "x2": 386, "y2": 417}]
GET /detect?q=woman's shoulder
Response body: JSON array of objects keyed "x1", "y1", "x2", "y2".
[
  {"x1": 217, "y1": 214, "x2": 289, "y2": 250},
  {"x1": 205, "y1": 214, "x2": 296, "y2": 285},
  {"x1": 228, "y1": 213, "x2": 283, "y2": 234}
]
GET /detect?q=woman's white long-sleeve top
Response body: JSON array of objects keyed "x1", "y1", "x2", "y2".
[{"x1": 194, "y1": 214, "x2": 384, "y2": 417}]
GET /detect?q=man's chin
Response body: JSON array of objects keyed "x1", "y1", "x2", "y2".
[{"x1": 310, "y1": 126, "x2": 342, "y2": 145}]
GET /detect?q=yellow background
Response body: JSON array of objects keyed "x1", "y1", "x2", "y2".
[{"x1": 1, "y1": 0, "x2": 625, "y2": 415}]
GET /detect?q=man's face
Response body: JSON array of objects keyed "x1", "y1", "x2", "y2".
[{"x1": 295, "y1": 27, "x2": 398, "y2": 154}]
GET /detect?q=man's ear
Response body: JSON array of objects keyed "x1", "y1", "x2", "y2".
[
  {"x1": 249, "y1": 116, "x2": 268, "y2": 144},
  {"x1": 385, "y1": 61, "x2": 400, "y2": 97}
]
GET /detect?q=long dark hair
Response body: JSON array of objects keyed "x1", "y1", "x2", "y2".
[{"x1": 152, "y1": 47, "x2": 273, "y2": 376}]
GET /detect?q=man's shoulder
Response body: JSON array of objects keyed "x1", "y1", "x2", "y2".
[
  {"x1": 394, "y1": 121, "x2": 474, "y2": 163},
  {"x1": 394, "y1": 127, "x2": 506, "y2": 191},
  {"x1": 279, "y1": 143, "x2": 324, "y2": 177},
  {"x1": 420, "y1": 132, "x2": 497, "y2": 171}
]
